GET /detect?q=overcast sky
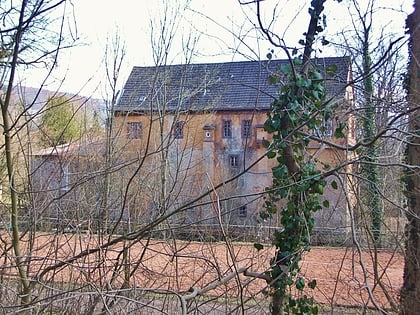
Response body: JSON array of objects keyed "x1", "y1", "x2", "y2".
[{"x1": 19, "y1": 0, "x2": 413, "y2": 99}]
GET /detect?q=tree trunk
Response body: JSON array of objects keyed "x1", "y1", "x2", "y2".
[
  {"x1": 1, "y1": 0, "x2": 32, "y2": 308},
  {"x1": 361, "y1": 36, "x2": 382, "y2": 245},
  {"x1": 401, "y1": 2, "x2": 420, "y2": 314}
]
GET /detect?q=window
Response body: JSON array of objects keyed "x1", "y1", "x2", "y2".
[
  {"x1": 222, "y1": 120, "x2": 232, "y2": 138},
  {"x1": 174, "y1": 121, "x2": 185, "y2": 139},
  {"x1": 61, "y1": 165, "x2": 69, "y2": 191},
  {"x1": 238, "y1": 206, "x2": 247, "y2": 217},
  {"x1": 314, "y1": 120, "x2": 333, "y2": 137},
  {"x1": 229, "y1": 154, "x2": 239, "y2": 168},
  {"x1": 242, "y1": 120, "x2": 252, "y2": 138},
  {"x1": 127, "y1": 122, "x2": 142, "y2": 139}
]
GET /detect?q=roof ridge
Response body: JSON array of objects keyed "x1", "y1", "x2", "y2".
[{"x1": 131, "y1": 56, "x2": 349, "y2": 70}]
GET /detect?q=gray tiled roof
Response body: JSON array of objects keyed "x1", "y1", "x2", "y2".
[{"x1": 115, "y1": 57, "x2": 350, "y2": 113}]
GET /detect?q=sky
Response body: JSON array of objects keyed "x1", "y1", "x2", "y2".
[{"x1": 20, "y1": 0, "x2": 413, "y2": 99}]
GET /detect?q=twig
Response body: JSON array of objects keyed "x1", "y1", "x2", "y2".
[{"x1": 184, "y1": 267, "x2": 247, "y2": 300}]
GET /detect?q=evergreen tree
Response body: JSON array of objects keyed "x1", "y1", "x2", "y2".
[{"x1": 39, "y1": 95, "x2": 81, "y2": 147}]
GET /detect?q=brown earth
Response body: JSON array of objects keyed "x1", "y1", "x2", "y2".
[{"x1": 0, "y1": 233, "x2": 403, "y2": 312}]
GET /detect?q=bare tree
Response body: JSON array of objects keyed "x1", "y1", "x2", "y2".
[
  {"x1": 333, "y1": 0, "x2": 408, "y2": 248},
  {"x1": 0, "y1": 0, "x2": 75, "y2": 308}
]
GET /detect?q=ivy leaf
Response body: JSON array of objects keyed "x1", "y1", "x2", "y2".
[
  {"x1": 323, "y1": 200, "x2": 330, "y2": 208},
  {"x1": 273, "y1": 165, "x2": 287, "y2": 178},
  {"x1": 260, "y1": 212, "x2": 270, "y2": 220},
  {"x1": 268, "y1": 74, "x2": 279, "y2": 85},
  {"x1": 312, "y1": 70, "x2": 323, "y2": 81},
  {"x1": 279, "y1": 188, "x2": 288, "y2": 198},
  {"x1": 262, "y1": 139, "x2": 271, "y2": 148},
  {"x1": 296, "y1": 277, "x2": 305, "y2": 291},
  {"x1": 308, "y1": 279, "x2": 317, "y2": 289},
  {"x1": 331, "y1": 181, "x2": 338, "y2": 190},
  {"x1": 334, "y1": 122, "x2": 346, "y2": 138},
  {"x1": 279, "y1": 63, "x2": 291, "y2": 74},
  {"x1": 293, "y1": 57, "x2": 303, "y2": 66},
  {"x1": 326, "y1": 64, "x2": 338, "y2": 77},
  {"x1": 267, "y1": 151, "x2": 276, "y2": 159},
  {"x1": 254, "y1": 243, "x2": 264, "y2": 251},
  {"x1": 264, "y1": 120, "x2": 275, "y2": 133}
]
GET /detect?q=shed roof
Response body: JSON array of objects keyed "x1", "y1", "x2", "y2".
[
  {"x1": 115, "y1": 57, "x2": 351, "y2": 113},
  {"x1": 32, "y1": 137, "x2": 105, "y2": 157}
]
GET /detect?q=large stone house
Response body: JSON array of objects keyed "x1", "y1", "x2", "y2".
[{"x1": 113, "y1": 57, "x2": 355, "y2": 240}]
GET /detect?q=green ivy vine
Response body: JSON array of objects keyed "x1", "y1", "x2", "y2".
[
  {"x1": 248, "y1": 0, "x2": 346, "y2": 313},
  {"x1": 259, "y1": 56, "x2": 334, "y2": 314},
  {"x1": 252, "y1": 1, "x2": 344, "y2": 313}
]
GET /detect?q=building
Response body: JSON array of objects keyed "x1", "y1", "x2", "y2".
[
  {"x1": 28, "y1": 58, "x2": 354, "y2": 240},
  {"x1": 113, "y1": 57, "x2": 355, "y2": 241},
  {"x1": 30, "y1": 137, "x2": 106, "y2": 231}
]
